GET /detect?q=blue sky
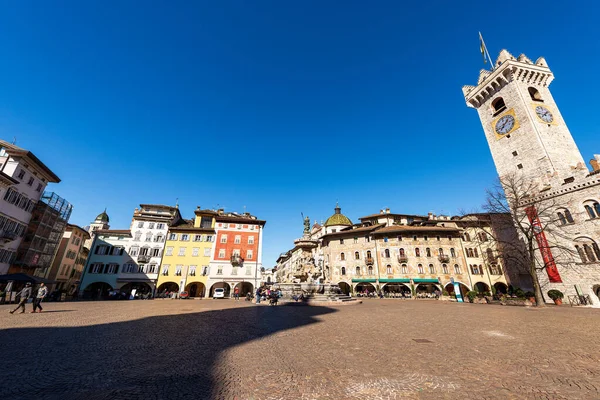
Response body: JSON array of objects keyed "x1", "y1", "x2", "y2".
[{"x1": 0, "y1": 1, "x2": 599, "y2": 268}]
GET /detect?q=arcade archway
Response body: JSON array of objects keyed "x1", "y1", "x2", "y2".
[
  {"x1": 233, "y1": 282, "x2": 254, "y2": 297},
  {"x1": 337, "y1": 282, "x2": 351, "y2": 295},
  {"x1": 185, "y1": 282, "x2": 206, "y2": 298},
  {"x1": 84, "y1": 282, "x2": 113, "y2": 299},
  {"x1": 209, "y1": 282, "x2": 231, "y2": 297}
]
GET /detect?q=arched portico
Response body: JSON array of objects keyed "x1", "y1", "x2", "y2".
[
  {"x1": 209, "y1": 282, "x2": 231, "y2": 297},
  {"x1": 493, "y1": 282, "x2": 508, "y2": 294},
  {"x1": 444, "y1": 282, "x2": 470, "y2": 298},
  {"x1": 233, "y1": 282, "x2": 254, "y2": 297},
  {"x1": 185, "y1": 282, "x2": 206, "y2": 298},
  {"x1": 337, "y1": 281, "x2": 351, "y2": 295},
  {"x1": 382, "y1": 283, "x2": 411, "y2": 294},
  {"x1": 354, "y1": 282, "x2": 376, "y2": 295},
  {"x1": 474, "y1": 282, "x2": 491, "y2": 294},
  {"x1": 157, "y1": 282, "x2": 180, "y2": 294},
  {"x1": 120, "y1": 282, "x2": 152, "y2": 298},
  {"x1": 415, "y1": 283, "x2": 441, "y2": 294},
  {"x1": 84, "y1": 282, "x2": 112, "y2": 299}
]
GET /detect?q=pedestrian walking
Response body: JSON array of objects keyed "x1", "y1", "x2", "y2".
[
  {"x1": 255, "y1": 287, "x2": 262, "y2": 304},
  {"x1": 233, "y1": 287, "x2": 240, "y2": 301},
  {"x1": 10, "y1": 282, "x2": 32, "y2": 314},
  {"x1": 32, "y1": 283, "x2": 48, "y2": 313}
]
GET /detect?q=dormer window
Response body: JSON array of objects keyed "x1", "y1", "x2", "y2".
[
  {"x1": 528, "y1": 87, "x2": 543, "y2": 102},
  {"x1": 492, "y1": 97, "x2": 507, "y2": 115}
]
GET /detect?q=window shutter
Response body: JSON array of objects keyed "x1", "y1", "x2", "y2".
[
  {"x1": 89, "y1": 264, "x2": 94, "y2": 272},
  {"x1": 120, "y1": 248, "x2": 124, "y2": 256},
  {"x1": 114, "y1": 265, "x2": 119, "y2": 274},
  {"x1": 94, "y1": 246, "x2": 100, "y2": 254}
]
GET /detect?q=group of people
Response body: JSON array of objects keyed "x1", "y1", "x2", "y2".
[
  {"x1": 254, "y1": 287, "x2": 282, "y2": 305},
  {"x1": 8, "y1": 282, "x2": 48, "y2": 314}
]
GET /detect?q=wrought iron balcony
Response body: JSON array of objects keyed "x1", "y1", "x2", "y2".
[
  {"x1": 231, "y1": 254, "x2": 243, "y2": 266},
  {"x1": 365, "y1": 257, "x2": 374, "y2": 266},
  {"x1": 137, "y1": 254, "x2": 151, "y2": 263},
  {"x1": 0, "y1": 229, "x2": 18, "y2": 243},
  {"x1": 438, "y1": 255, "x2": 450, "y2": 263},
  {"x1": 397, "y1": 255, "x2": 408, "y2": 263}
]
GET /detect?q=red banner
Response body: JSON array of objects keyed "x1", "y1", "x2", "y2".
[{"x1": 525, "y1": 206, "x2": 562, "y2": 283}]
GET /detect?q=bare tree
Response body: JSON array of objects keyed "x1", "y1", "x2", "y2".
[{"x1": 482, "y1": 173, "x2": 577, "y2": 307}]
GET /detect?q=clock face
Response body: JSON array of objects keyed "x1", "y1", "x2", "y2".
[
  {"x1": 535, "y1": 106, "x2": 554, "y2": 123},
  {"x1": 495, "y1": 114, "x2": 515, "y2": 135}
]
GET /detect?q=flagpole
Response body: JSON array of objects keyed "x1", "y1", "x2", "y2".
[{"x1": 479, "y1": 32, "x2": 494, "y2": 71}]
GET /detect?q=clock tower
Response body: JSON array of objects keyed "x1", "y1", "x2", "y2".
[{"x1": 463, "y1": 49, "x2": 588, "y2": 189}]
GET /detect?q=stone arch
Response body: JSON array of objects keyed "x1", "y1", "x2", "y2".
[
  {"x1": 415, "y1": 283, "x2": 441, "y2": 294},
  {"x1": 354, "y1": 282, "x2": 376, "y2": 295},
  {"x1": 233, "y1": 282, "x2": 253, "y2": 297},
  {"x1": 337, "y1": 281, "x2": 351, "y2": 295},
  {"x1": 209, "y1": 282, "x2": 231, "y2": 297},
  {"x1": 185, "y1": 282, "x2": 207, "y2": 298},
  {"x1": 119, "y1": 282, "x2": 153, "y2": 297},
  {"x1": 157, "y1": 282, "x2": 179, "y2": 293},
  {"x1": 382, "y1": 283, "x2": 410, "y2": 295},
  {"x1": 474, "y1": 281, "x2": 490, "y2": 294},
  {"x1": 444, "y1": 282, "x2": 470, "y2": 298},
  {"x1": 493, "y1": 282, "x2": 508, "y2": 294},
  {"x1": 84, "y1": 282, "x2": 112, "y2": 299}
]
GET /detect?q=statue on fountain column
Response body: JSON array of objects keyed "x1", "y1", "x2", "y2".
[{"x1": 303, "y1": 215, "x2": 310, "y2": 235}]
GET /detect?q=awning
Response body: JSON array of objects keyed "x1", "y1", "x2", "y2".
[
  {"x1": 413, "y1": 278, "x2": 440, "y2": 283},
  {"x1": 351, "y1": 279, "x2": 377, "y2": 283},
  {"x1": 0, "y1": 273, "x2": 55, "y2": 284},
  {"x1": 380, "y1": 278, "x2": 411, "y2": 283}
]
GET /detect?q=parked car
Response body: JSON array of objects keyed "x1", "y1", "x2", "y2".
[{"x1": 213, "y1": 288, "x2": 225, "y2": 299}]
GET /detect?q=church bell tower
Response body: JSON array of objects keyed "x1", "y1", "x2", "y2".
[{"x1": 463, "y1": 50, "x2": 588, "y2": 189}]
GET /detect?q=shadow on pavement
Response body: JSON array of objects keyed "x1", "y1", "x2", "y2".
[{"x1": 0, "y1": 304, "x2": 337, "y2": 400}]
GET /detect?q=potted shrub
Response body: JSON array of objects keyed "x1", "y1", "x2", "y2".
[
  {"x1": 514, "y1": 288, "x2": 525, "y2": 298},
  {"x1": 547, "y1": 289, "x2": 564, "y2": 305},
  {"x1": 466, "y1": 291, "x2": 478, "y2": 303},
  {"x1": 524, "y1": 291, "x2": 535, "y2": 303}
]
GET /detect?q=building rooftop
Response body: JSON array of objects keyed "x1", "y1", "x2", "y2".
[
  {"x1": 95, "y1": 229, "x2": 131, "y2": 236},
  {"x1": 0, "y1": 140, "x2": 60, "y2": 183},
  {"x1": 324, "y1": 203, "x2": 352, "y2": 227}
]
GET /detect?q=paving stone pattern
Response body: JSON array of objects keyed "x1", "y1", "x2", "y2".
[{"x1": 1, "y1": 299, "x2": 599, "y2": 400}]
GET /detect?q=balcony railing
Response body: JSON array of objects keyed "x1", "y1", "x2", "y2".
[
  {"x1": 438, "y1": 255, "x2": 450, "y2": 263},
  {"x1": 0, "y1": 230, "x2": 18, "y2": 243},
  {"x1": 397, "y1": 255, "x2": 408, "y2": 263},
  {"x1": 231, "y1": 254, "x2": 243, "y2": 267},
  {"x1": 365, "y1": 257, "x2": 374, "y2": 266},
  {"x1": 137, "y1": 254, "x2": 151, "y2": 263}
]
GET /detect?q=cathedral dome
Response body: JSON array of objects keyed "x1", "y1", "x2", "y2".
[
  {"x1": 95, "y1": 209, "x2": 109, "y2": 223},
  {"x1": 324, "y1": 204, "x2": 352, "y2": 227}
]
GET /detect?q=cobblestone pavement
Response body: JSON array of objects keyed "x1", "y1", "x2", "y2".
[{"x1": 1, "y1": 299, "x2": 599, "y2": 400}]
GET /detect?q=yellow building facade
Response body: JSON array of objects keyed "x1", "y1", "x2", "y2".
[{"x1": 156, "y1": 208, "x2": 216, "y2": 298}]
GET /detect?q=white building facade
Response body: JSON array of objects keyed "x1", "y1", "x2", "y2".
[{"x1": 0, "y1": 140, "x2": 60, "y2": 274}]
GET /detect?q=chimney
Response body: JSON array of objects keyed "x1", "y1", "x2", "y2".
[
  {"x1": 217, "y1": 208, "x2": 224, "y2": 215},
  {"x1": 591, "y1": 155, "x2": 600, "y2": 172},
  {"x1": 380, "y1": 209, "x2": 384, "y2": 214},
  {"x1": 385, "y1": 208, "x2": 390, "y2": 214}
]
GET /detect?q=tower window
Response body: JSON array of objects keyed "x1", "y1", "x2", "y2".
[
  {"x1": 517, "y1": 164, "x2": 523, "y2": 169},
  {"x1": 491, "y1": 97, "x2": 507, "y2": 115},
  {"x1": 512, "y1": 151, "x2": 518, "y2": 157},
  {"x1": 528, "y1": 87, "x2": 543, "y2": 102}
]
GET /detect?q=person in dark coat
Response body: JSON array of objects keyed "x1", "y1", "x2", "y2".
[{"x1": 10, "y1": 282, "x2": 32, "y2": 314}]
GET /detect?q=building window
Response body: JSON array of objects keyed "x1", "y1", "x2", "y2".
[
  {"x1": 492, "y1": 97, "x2": 506, "y2": 114},
  {"x1": 340, "y1": 252, "x2": 345, "y2": 261},
  {"x1": 557, "y1": 212, "x2": 567, "y2": 225},
  {"x1": 466, "y1": 248, "x2": 473, "y2": 257},
  {"x1": 426, "y1": 248, "x2": 431, "y2": 257},
  {"x1": 90, "y1": 263, "x2": 102, "y2": 273},
  {"x1": 429, "y1": 264, "x2": 435, "y2": 274},
  {"x1": 145, "y1": 233, "x2": 153, "y2": 242},
  {"x1": 463, "y1": 233, "x2": 471, "y2": 241},
  {"x1": 366, "y1": 250, "x2": 372, "y2": 260},
  {"x1": 246, "y1": 250, "x2": 253, "y2": 259},
  {"x1": 384, "y1": 237, "x2": 388, "y2": 243},
  {"x1": 234, "y1": 235, "x2": 241, "y2": 244},
  {"x1": 166, "y1": 247, "x2": 173, "y2": 256},
  {"x1": 169, "y1": 233, "x2": 177, "y2": 240},
  {"x1": 134, "y1": 232, "x2": 142, "y2": 241},
  {"x1": 175, "y1": 265, "x2": 182, "y2": 276},
  {"x1": 415, "y1": 248, "x2": 421, "y2": 257},
  {"x1": 471, "y1": 265, "x2": 480, "y2": 274},
  {"x1": 27, "y1": 177, "x2": 34, "y2": 186},
  {"x1": 339, "y1": 238, "x2": 344, "y2": 245},
  {"x1": 95, "y1": 245, "x2": 108, "y2": 255},
  {"x1": 218, "y1": 249, "x2": 225, "y2": 258},
  {"x1": 438, "y1": 248, "x2": 444, "y2": 256},
  {"x1": 138, "y1": 222, "x2": 144, "y2": 228},
  {"x1": 399, "y1": 248, "x2": 405, "y2": 256},
  {"x1": 176, "y1": 247, "x2": 184, "y2": 256},
  {"x1": 384, "y1": 249, "x2": 390, "y2": 258},
  {"x1": 206, "y1": 235, "x2": 214, "y2": 242},
  {"x1": 355, "y1": 266, "x2": 360, "y2": 275},
  {"x1": 192, "y1": 248, "x2": 199, "y2": 256},
  {"x1": 424, "y1": 236, "x2": 428, "y2": 241},
  {"x1": 36, "y1": 183, "x2": 42, "y2": 192},
  {"x1": 248, "y1": 236, "x2": 255, "y2": 244},
  {"x1": 584, "y1": 201, "x2": 600, "y2": 219},
  {"x1": 397, "y1": 235, "x2": 402, "y2": 241},
  {"x1": 162, "y1": 265, "x2": 169, "y2": 275},
  {"x1": 152, "y1": 248, "x2": 161, "y2": 257},
  {"x1": 442, "y1": 264, "x2": 448, "y2": 274},
  {"x1": 489, "y1": 264, "x2": 502, "y2": 275},
  {"x1": 353, "y1": 237, "x2": 358, "y2": 244},
  {"x1": 181, "y1": 234, "x2": 189, "y2": 241},
  {"x1": 474, "y1": 248, "x2": 478, "y2": 257},
  {"x1": 148, "y1": 264, "x2": 157, "y2": 274},
  {"x1": 202, "y1": 266, "x2": 208, "y2": 276},
  {"x1": 365, "y1": 236, "x2": 370, "y2": 242},
  {"x1": 368, "y1": 266, "x2": 373, "y2": 275},
  {"x1": 386, "y1": 265, "x2": 392, "y2": 274},
  {"x1": 340, "y1": 267, "x2": 346, "y2": 275},
  {"x1": 479, "y1": 232, "x2": 488, "y2": 242},
  {"x1": 220, "y1": 235, "x2": 227, "y2": 243},
  {"x1": 130, "y1": 247, "x2": 139, "y2": 256},
  {"x1": 354, "y1": 251, "x2": 360, "y2": 260},
  {"x1": 17, "y1": 169, "x2": 25, "y2": 180},
  {"x1": 204, "y1": 248, "x2": 211, "y2": 257},
  {"x1": 217, "y1": 266, "x2": 223, "y2": 275},
  {"x1": 148, "y1": 223, "x2": 155, "y2": 229},
  {"x1": 401, "y1": 264, "x2": 408, "y2": 274},
  {"x1": 107, "y1": 264, "x2": 118, "y2": 274},
  {"x1": 417, "y1": 264, "x2": 424, "y2": 274},
  {"x1": 157, "y1": 223, "x2": 165, "y2": 229},
  {"x1": 528, "y1": 87, "x2": 543, "y2": 101},
  {"x1": 454, "y1": 264, "x2": 461, "y2": 274}
]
